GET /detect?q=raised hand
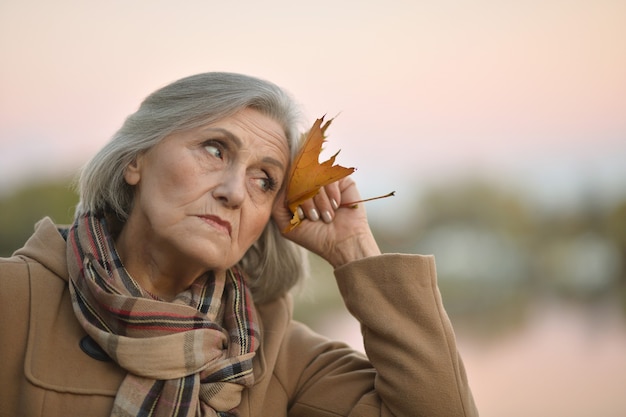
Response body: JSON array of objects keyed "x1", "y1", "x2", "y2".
[{"x1": 272, "y1": 177, "x2": 381, "y2": 268}]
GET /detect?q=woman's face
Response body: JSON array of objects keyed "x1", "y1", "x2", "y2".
[{"x1": 123, "y1": 107, "x2": 290, "y2": 273}]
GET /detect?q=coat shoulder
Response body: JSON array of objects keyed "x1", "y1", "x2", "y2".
[{"x1": 0, "y1": 254, "x2": 124, "y2": 417}]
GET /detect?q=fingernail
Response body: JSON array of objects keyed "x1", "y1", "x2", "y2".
[
  {"x1": 331, "y1": 198, "x2": 339, "y2": 210},
  {"x1": 322, "y1": 210, "x2": 333, "y2": 223},
  {"x1": 297, "y1": 206, "x2": 305, "y2": 219},
  {"x1": 308, "y1": 208, "x2": 320, "y2": 221}
]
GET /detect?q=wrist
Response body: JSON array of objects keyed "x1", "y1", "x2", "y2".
[{"x1": 328, "y1": 233, "x2": 381, "y2": 269}]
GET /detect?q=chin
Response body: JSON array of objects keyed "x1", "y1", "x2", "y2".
[
  {"x1": 182, "y1": 238, "x2": 246, "y2": 272},
  {"x1": 194, "y1": 250, "x2": 239, "y2": 272}
]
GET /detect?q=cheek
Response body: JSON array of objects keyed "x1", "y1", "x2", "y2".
[
  {"x1": 133, "y1": 177, "x2": 202, "y2": 224},
  {"x1": 151, "y1": 160, "x2": 204, "y2": 199},
  {"x1": 240, "y1": 207, "x2": 272, "y2": 245}
]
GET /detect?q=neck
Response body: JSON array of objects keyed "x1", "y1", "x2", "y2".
[{"x1": 114, "y1": 223, "x2": 216, "y2": 301}]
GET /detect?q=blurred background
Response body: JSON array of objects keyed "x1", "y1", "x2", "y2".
[{"x1": 1, "y1": 0, "x2": 625, "y2": 415}]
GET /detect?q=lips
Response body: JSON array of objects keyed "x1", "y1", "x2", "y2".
[{"x1": 198, "y1": 215, "x2": 232, "y2": 236}]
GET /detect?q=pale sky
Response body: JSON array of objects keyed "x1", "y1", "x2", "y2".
[{"x1": 1, "y1": 0, "x2": 625, "y2": 214}]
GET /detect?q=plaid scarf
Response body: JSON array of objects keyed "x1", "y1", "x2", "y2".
[{"x1": 66, "y1": 213, "x2": 260, "y2": 417}]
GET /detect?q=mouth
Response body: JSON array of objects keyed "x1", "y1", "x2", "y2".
[{"x1": 197, "y1": 214, "x2": 232, "y2": 236}]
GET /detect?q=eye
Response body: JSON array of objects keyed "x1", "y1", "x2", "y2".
[
  {"x1": 257, "y1": 172, "x2": 278, "y2": 192},
  {"x1": 203, "y1": 141, "x2": 224, "y2": 159}
]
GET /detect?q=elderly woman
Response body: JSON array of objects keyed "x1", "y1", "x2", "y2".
[{"x1": 0, "y1": 72, "x2": 478, "y2": 416}]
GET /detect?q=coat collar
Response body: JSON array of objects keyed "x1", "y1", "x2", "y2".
[{"x1": 14, "y1": 217, "x2": 69, "y2": 281}]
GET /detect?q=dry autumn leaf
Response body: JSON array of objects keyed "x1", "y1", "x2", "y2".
[{"x1": 284, "y1": 116, "x2": 355, "y2": 232}]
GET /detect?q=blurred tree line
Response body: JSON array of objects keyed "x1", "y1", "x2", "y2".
[
  {"x1": 296, "y1": 179, "x2": 626, "y2": 334},
  {"x1": 2, "y1": 177, "x2": 625, "y2": 333},
  {"x1": 370, "y1": 180, "x2": 626, "y2": 333},
  {"x1": 0, "y1": 178, "x2": 79, "y2": 256}
]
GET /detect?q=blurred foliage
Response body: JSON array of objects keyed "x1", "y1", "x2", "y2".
[
  {"x1": 373, "y1": 179, "x2": 626, "y2": 332},
  {"x1": 0, "y1": 179, "x2": 78, "y2": 256},
  {"x1": 2, "y1": 176, "x2": 625, "y2": 336},
  {"x1": 296, "y1": 178, "x2": 626, "y2": 336}
]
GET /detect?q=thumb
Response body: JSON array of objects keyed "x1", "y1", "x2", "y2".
[{"x1": 271, "y1": 189, "x2": 293, "y2": 233}]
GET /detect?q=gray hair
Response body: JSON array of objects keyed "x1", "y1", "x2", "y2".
[{"x1": 76, "y1": 72, "x2": 308, "y2": 303}]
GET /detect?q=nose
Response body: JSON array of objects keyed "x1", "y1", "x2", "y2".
[{"x1": 212, "y1": 166, "x2": 246, "y2": 209}]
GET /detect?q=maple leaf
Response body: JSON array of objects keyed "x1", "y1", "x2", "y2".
[{"x1": 284, "y1": 116, "x2": 355, "y2": 232}]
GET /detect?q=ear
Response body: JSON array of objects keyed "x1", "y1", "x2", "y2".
[{"x1": 124, "y1": 155, "x2": 143, "y2": 186}]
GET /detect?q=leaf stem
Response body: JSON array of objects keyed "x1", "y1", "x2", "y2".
[{"x1": 339, "y1": 191, "x2": 396, "y2": 209}]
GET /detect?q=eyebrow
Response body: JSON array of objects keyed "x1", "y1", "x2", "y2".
[
  {"x1": 262, "y1": 156, "x2": 286, "y2": 171},
  {"x1": 204, "y1": 127, "x2": 242, "y2": 147},
  {"x1": 203, "y1": 127, "x2": 286, "y2": 171}
]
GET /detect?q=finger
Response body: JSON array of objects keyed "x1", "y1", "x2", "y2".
[
  {"x1": 292, "y1": 177, "x2": 353, "y2": 224},
  {"x1": 298, "y1": 195, "x2": 320, "y2": 222},
  {"x1": 313, "y1": 187, "x2": 335, "y2": 223},
  {"x1": 297, "y1": 186, "x2": 334, "y2": 223},
  {"x1": 271, "y1": 190, "x2": 292, "y2": 230},
  {"x1": 321, "y1": 181, "x2": 341, "y2": 211},
  {"x1": 336, "y1": 177, "x2": 361, "y2": 205}
]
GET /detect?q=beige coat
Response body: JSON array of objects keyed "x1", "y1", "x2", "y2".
[{"x1": 0, "y1": 218, "x2": 478, "y2": 416}]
